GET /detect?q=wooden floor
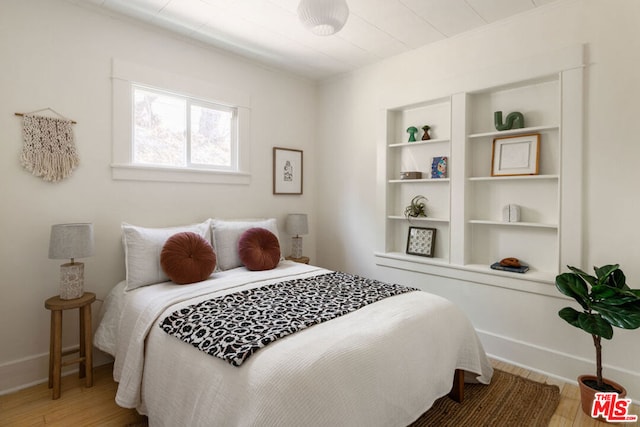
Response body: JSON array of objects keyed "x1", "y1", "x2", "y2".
[{"x1": 1, "y1": 359, "x2": 638, "y2": 426}]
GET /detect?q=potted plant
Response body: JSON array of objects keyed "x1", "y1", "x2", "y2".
[
  {"x1": 404, "y1": 195, "x2": 427, "y2": 220},
  {"x1": 555, "y1": 264, "x2": 640, "y2": 415}
]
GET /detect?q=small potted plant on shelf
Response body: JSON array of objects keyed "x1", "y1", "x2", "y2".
[
  {"x1": 555, "y1": 264, "x2": 640, "y2": 415},
  {"x1": 404, "y1": 195, "x2": 427, "y2": 220}
]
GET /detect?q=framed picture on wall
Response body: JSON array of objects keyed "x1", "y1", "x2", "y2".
[
  {"x1": 491, "y1": 133, "x2": 540, "y2": 176},
  {"x1": 406, "y1": 226, "x2": 436, "y2": 257},
  {"x1": 273, "y1": 147, "x2": 303, "y2": 195}
]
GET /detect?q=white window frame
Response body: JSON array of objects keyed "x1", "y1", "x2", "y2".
[{"x1": 111, "y1": 59, "x2": 251, "y2": 184}]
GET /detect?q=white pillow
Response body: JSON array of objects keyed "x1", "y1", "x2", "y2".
[
  {"x1": 211, "y1": 218, "x2": 283, "y2": 271},
  {"x1": 122, "y1": 219, "x2": 212, "y2": 291}
]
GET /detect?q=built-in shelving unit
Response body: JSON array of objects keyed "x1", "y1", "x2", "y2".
[
  {"x1": 464, "y1": 78, "x2": 561, "y2": 278},
  {"x1": 376, "y1": 47, "x2": 584, "y2": 288},
  {"x1": 383, "y1": 96, "x2": 452, "y2": 264}
]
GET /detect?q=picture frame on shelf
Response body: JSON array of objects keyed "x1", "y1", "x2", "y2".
[
  {"x1": 431, "y1": 156, "x2": 448, "y2": 178},
  {"x1": 406, "y1": 226, "x2": 436, "y2": 257},
  {"x1": 491, "y1": 133, "x2": 540, "y2": 176},
  {"x1": 273, "y1": 147, "x2": 303, "y2": 195}
]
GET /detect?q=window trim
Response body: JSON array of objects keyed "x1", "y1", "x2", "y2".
[{"x1": 111, "y1": 58, "x2": 251, "y2": 185}]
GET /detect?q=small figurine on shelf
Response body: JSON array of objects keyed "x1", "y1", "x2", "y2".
[
  {"x1": 501, "y1": 204, "x2": 521, "y2": 222},
  {"x1": 494, "y1": 111, "x2": 525, "y2": 131},
  {"x1": 406, "y1": 126, "x2": 418, "y2": 142},
  {"x1": 421, "y1": 125, "x2": 431, "y2": 140},
  {"x1": 490, "y1": 257, "x2": 529, "y2": 273}
]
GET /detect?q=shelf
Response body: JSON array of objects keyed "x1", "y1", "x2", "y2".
[
  {"x1": 469, "y1": 220, "x2": 558, "y2": 229},
  {"x1": 388, "y1": 138, "x2": 450, "y2": 148},
  {"x1": 468, "y1": 175, "x2": 559, "y2": 182},
  {"x1": 388, "y1": 215, "x2": 449, "y2": 223},
  {"x1": 468, "y1": 125, "x2": 559, "y2": 139},
  {"x1": 388, "y1": 178, "x2": 450, "y2": 183},
  {"x1": 462, "y1": 263, "x2": 556, "y2": 283},
  {"x1": 375, "y1": 251, "x2": 450, "y2": 266},
  {"x1": 374, "y1": 252, "x2": 557, "y2": 289}
]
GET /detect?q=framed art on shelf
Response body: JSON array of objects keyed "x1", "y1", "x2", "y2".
[
  {"x1": 491, "y1": 133, "x2": 540, "y2": 176},
  {"x1": 406, "y1": 226, "x2": 436, "y2": 258},
  {"x1": 273, "y1": 147, "x2": 303, "y2": 195},
  {"x1": 431, "y1": 156, "x2": 448, "y2": 178}
]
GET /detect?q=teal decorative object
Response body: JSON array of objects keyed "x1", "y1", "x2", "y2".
[
  {"x1": 406, "y1": 126, "x2": 418, "y2": 142},
  {"x1": 494, "y1": 111, "x2": 525, "y2": 131}
]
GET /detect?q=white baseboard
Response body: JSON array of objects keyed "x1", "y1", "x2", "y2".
[
  {"x1": 477, "y1": 329, "x2": 640, "y2": 404},
  {"x1": 0, "y1": 347, "x2": 113, "y2": 396}
]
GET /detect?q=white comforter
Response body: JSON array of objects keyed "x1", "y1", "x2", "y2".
[{"x1": 95, "y1": 261, "x2": 493, "y2": 427}]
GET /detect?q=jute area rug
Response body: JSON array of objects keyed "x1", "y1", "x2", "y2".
[{"x1": 410, "y1": 369, "x2": 561, "y2": 427}]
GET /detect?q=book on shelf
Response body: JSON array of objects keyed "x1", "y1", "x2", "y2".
[{"x1": 490, "y1": 262, "x2": 530, "y2": 274}]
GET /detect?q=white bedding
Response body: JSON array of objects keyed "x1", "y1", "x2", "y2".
[{"x1": 95, "y1": 261, "x2": 493, "y2": 426}]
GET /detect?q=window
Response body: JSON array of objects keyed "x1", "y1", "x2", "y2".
[
  {"x1": 111, "y1": 58, "x2": 250, "y2": 184},
  {"x1": 133, "y1": 86, "x2": 237, "y2": 170}
]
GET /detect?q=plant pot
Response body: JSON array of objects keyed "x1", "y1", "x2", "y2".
[{"x1": 578, "y1": 374, "x2": 627, "y2": 418}]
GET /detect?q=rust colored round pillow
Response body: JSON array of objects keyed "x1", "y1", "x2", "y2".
[
  {"x1": 160, "y1": 232, "x2": 216, "y2": 284},
  {"x1": 238, "y1": 228, "x2": 281, "y2": 271}
]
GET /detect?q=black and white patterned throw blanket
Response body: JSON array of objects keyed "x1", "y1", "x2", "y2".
[{"x1": 160, "y1": 272, "x2": 419, "y2": 367}]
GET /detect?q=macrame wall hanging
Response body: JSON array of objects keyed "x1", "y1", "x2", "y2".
[{"x1": 16, "y1": 109, "x2": 79, "y2": 182}]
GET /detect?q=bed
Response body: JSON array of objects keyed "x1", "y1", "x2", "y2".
[{"x1": 94, "y1": 219, "x2": 493, "y2": 426}]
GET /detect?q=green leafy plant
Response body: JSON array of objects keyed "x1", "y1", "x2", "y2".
[
  {"x1": 555, "y1": 264, "x2": 640, "y2": 389},
  {"x1": 404, "y1": 195, "x2": 427, "y2": 220}
]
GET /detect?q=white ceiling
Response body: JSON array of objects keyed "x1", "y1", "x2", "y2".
[{"x1": 71, "y1": 0, "x2": 562, "y2": 80}]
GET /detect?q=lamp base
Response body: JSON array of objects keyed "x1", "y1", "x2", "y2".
[
  {"x1": 60, "y1": 262, "x2": 84, "y2": 300},
  {"x1": 291, "y1": 236, "x2": 303, "y2": 259}
]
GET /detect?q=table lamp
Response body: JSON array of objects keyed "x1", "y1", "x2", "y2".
[
  {"x1": 48, "y1": 223, "x2": 94, "y2": 300},
  {"x1": 285, "y1": 214, "x2": 308, "y2": 259}
]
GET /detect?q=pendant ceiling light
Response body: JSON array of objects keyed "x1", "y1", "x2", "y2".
[{"x1": 297, "y1": 0, "x2": 349, "y2": 36}]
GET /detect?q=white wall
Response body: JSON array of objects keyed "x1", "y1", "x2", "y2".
[
  {"x1": 0, "y1": 0, "x2": 317, "y2": 392},
  {"x1": 316, "y1": 0, "x2": 640, "y2": 401}
]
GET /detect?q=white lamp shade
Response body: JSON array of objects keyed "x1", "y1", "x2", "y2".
[
  {"x1": 49, "y1": 223, "x2": 95, "y2": 260},
  {"x1": 297, "y1": 0, "x2": 349, "y2": 36},
  {"x1": 285, "y1": 214, "x2": 308, "y2": 236}
]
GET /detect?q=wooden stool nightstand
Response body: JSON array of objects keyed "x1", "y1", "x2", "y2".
[
  {"x1": 286, "y1": 256, "x2": 310, "y2": 264},
  {"x1": 44, "y1": 292, "x2": 95, "y2": 399}
]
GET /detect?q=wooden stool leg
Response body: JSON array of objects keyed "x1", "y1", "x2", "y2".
[
  {"x1": 51, "y1": 310, "x2": 63, "y2": 400},
  {"x1": 48, "y1": 311, "x2": 55, "y2": 389},
  {"x1": 79, "y1": 307, "x2": 86, "y2": 380},
  {"x1": 82, "y1": 304, "x2": 93, "y2": 388}
]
